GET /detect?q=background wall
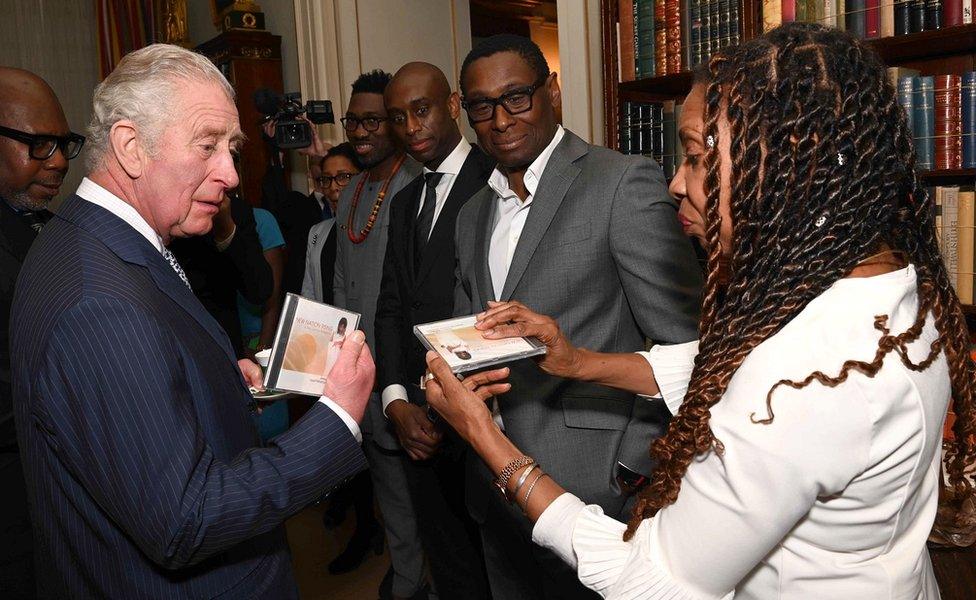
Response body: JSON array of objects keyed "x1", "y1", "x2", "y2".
[{"x1": 0, "y1": 0, "x2": 100, "y2": 203}]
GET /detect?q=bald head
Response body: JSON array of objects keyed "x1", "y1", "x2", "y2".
[
  {"x1": 0, "y1": 67, "x2": 71, "y2": 211},
  {"x1": 384, "y1": 62, "x2": 462, "y2": 168}
]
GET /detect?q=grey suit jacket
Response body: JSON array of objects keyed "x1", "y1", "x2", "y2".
[
  {"x1": 334, "y1": 158, "x2": 421, "y2": 449},
  {"x1": 302, "y1": 218, "x2": 334, "y2": 300},
  {"x1": 454, "y1": 130, "x2": 702, "y2": 518}
]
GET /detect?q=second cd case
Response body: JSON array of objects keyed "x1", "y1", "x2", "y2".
[{"x1": 413, "y1": 314, "x2": 546, "y2": 374}]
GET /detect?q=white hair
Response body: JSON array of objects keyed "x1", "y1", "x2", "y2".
[{"x1": 86, "y1": 44, "x2": 235, "y2": 171}]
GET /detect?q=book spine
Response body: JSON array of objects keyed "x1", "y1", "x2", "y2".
[
  {"x1": 934, "y1": 74, "x2": 963, "y2": 170},
  {"x1": 944, "y1": 0, "x2": 963, "y2": 24},
  {"x1": 913, "y1": 76, "x2": 935, "y2": 170},
  {"x1": 936, "y1": 187, "x2": 945, "y2": 256},
  {"x1": 654, "y1": 0, "x2": 667, "y2": 75},
  {"x1": 809, "y1": 0, "x2": 824, "y2": 25},
  {"x1": 963, "y1": 72, "x2": 976, "y2": 168},
  {"x1": 619, "y1": 101, "x2": 633, "y2": 153},
  {"x1": 783, "y1": 0, "x2": 797, "y2": 22},
  {"x1": 652, "y1": 104, "x2": 665, "y2": 165},
  {"x1": 730, "y1": 0, "x2": 741, "y2": 44},
  {"x1": 681, "y1": 0, "x2": 692, "y2": 70},
  {"x1": 925, "y1": 0, "x2": 942, "y2": 28},
  {"x1": 898, "y1": 75, "x2": 915, "y2": 133},
  {"x1": 958, "y1": 190, "x2": 975, "y2": 304},
  {"x1": 690, "y1": 0, "x2": 703, "y2": 66},
  {"x1": 638, "y1": 104, "x2": 653, "y2": 155},
  {"x1": 836, "y1": 0, "x2": 847, "y2": 28},
  {"x1": 665, "y1": 0, "x2": 682, "y2": 74},
  {"x1": 880, "y1": 0, "x2": 895, "y2": 35},
  {"x1": 620, "y1": 0, "x2": 637, "y2": 82},
  {"x1": 895, "y1": 0, "x2": 912, "y2": 32},
  {"x1": 718, "y1": 0, "x2": 731, "y2": 49},
  {"x1": 848, "y1": 0, "x2": 867, "y2": 35},
  {"x1": 764, "y1": 0, "x2": 783, "y2": 30},
  {"x1": 943, "y1": 186, "x2": 960, "y2": 289},
  {"x1": 866, "y1": 0, "x2": 880, "y2": 35},
  {"x1": 911, "y1": 0, "x2": 927, "y2": 31},
  {"x1": 964, "y1": 0, "x2": 973, "y2": 23},
  {"x1": 663, "y1": 101, "x2": 677, "y2": 179},
  {"x1": 796, "y1": 0, "x2": 808, "y2": 20},
  {"x1": 638, "y1": 0, "x2": 656, "y2": 78}
]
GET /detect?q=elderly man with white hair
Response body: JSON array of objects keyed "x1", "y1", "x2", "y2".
[{"x1": 10, "y1": 44, "x2": 375, "y2": 599}]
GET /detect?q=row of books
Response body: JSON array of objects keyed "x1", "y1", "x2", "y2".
[
  {"x1": 891, "y1": 68, "x2": 976, "y2": 170},
  {"x1": 618, "y1": 101, "x2": 683, "y2": 179},
  {"x1": 617, "y1": 0, "x2": 741, "y2": 81},
  {"x1": 762, "y1": 0, "x2": 973, "y2": 37},
  {"x1": 934, "y1": 186, "x2": 976, "y2": 303}
]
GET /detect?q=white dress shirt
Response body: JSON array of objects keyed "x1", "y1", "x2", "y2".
[
  {"x1": 532, "y1": 266, "x2": 946, "y2": 599},
  {"x1": 487, "y1": 125, "x2": 564, "y2": 300},
  {"x1": 380, "y1": 138, "x2": 474, "y2": 417},
  {"x1": 76, "y1": 178, "x2": 361, "y2": 441}
]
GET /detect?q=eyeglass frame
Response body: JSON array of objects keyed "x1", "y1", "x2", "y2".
[
  {"x1": 0, "y1": 125, "x2": 86, "y2": 161},
  {"x1": 339, "y1": 115, "x2": 388, "y2": 133},
  {"x1": 314, "y1": 172, "x2": 356, "y2": 187},
  {"x1": 460, "y1": 75, "x2": 551, "y2": 123}
]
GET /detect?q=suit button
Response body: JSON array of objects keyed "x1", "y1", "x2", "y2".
[{"x1": 411, "y1": 301, "x2": 421, "y2": 309}]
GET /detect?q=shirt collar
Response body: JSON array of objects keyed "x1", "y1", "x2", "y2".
[
  {"x1": 76, "y1": 177, "x2": 164, "y2": 253},
  {"x1": 423, "y1": 137, "x2": 471, "y2": 177},
  {"x1": 487, "y1": 125, "x2": 565, "y2": 202}
]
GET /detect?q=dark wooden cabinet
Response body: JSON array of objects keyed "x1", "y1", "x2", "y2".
[{"x1": 197, "y1": 29, "x2": 284, "y2": 207}]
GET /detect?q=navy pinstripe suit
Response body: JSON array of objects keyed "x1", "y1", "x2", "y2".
[{"x1": 10, "y1": 195, "x2": 368, "y2": 599}]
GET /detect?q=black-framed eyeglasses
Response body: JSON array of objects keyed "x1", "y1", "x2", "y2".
[
  {"x1": 315, "y1": 172, "x2": 355, "y2": 187},
  {"x1": 0, "y1": 125, "x2": 86, "y2": 161},
  {"x1": 339, "y1": 116, "x2": 387, "y2": 132},
  {"x1": 461, "y1": 76, "x2": 549, "y2": 123}
]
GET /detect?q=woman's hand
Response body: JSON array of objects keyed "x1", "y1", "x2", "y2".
[
  {"x1": 424, "y1": 352, "x2": 511, "y2": 442},
  {"x1": 476, "y1": 301, "x2": 583, "y2": 379}
]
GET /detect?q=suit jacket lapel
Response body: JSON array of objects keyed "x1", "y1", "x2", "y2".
[
  {"x1": 473, "y1": 187, "x2": 497, "y2": 304},
  {"x1": 413, "y1": 149, "x2": 490, "y2": 289},
  {"x1": 58, "y1": 196, "x2": 238, "y2": 363},
  {"x1": 399, "y1": 177, "x2": 424, "y2": 284},
  {"x1": 0, "y1": 198, "x2": 41, "y2": 262},
  {"x1": 500, "y1": 132, "x2": 586, "y2": 301}
]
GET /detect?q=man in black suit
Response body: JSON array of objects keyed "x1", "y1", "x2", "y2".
[
  {"x1": 376, "y1": 62, "x2": 495, "y2": 599},
  {"x1": 0, "y1": 66, "x2": 83, "y2": 597}
]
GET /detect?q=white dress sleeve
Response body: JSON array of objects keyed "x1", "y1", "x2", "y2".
[
  {"x1": 532, "y1": 350, "x2": 873, "y2": 599},
  {"x1": 636, "y1": 340, "x2": 699, "y2": 415}
]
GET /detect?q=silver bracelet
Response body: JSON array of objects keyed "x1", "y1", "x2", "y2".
[
  {"x1": 521, "y1": 471, "x2": 548, "y2": 511},
  {"x1": 510, "y1": 464, "x2": 539, "y2": 501}
]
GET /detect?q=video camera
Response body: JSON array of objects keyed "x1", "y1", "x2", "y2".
[{"x1": 254, "y1": 88, "x2": 334, "y2": 150}]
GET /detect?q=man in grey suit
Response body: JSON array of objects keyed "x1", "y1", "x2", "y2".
[
  {"x1": 452, "y1": 35, "x2": 703, "y2": 599},
  {"x1": 331, "y1": 70, "x2": 427, "y2": 600}
]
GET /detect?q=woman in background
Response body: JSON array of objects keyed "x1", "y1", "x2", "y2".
[{"x1": 425, "y1": 23, "x2": 975, "y2": 599}]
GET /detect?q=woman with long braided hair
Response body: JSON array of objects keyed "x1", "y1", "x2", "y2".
[{"x1": 423, "y1": 22, "x2": 974, "y2": 598}]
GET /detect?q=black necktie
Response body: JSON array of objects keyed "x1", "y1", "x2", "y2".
[
  {"x1": 414, "y1": 172, "x2": 443, "y2": 266},
  {"x1": 21, "y1": 211, "x2": 47, "y2": 234}
]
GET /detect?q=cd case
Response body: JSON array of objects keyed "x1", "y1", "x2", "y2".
[
  {"x1": 413, "y1": 314, "x2": 546, "y2": 374},
  {"x1": 264, "y1": 293, "x2": 361, "y2": 396}
]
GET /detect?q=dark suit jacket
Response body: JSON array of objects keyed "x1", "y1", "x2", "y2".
[
  {"x1": 0, "y1": 198, "x2": 50, "y2": 448},
  {"x1": 454, "y1": 130, "x2": 703, "y2": 520},
  {"x1": 11, "y1": 196, "x2": 367, "y2": 599},
  {"x1": 170, "y1": 195, "x2": 272, "y2": 358},
  {"x1": 375, "y1": 145, "x2": 495, "y2": 397}
]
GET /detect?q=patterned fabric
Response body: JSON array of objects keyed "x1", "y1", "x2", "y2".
[{"x1": 160, "y1": 246, "x2": 191, "y2": 290}]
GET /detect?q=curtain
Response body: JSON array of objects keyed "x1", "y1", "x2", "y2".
[{"x1": 95, "y1": 0, "x2": 157, "y2": 79}]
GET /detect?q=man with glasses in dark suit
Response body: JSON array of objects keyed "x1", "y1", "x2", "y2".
[{"x1": 0, "y1": 66, "x2": 84, "y2": 598}]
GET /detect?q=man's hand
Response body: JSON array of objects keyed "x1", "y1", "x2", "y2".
[
  {"x1": 387, "y1": 400, "x2": 442, "y2": 461},
  {"x1": 323, "y1": 330, "x2": 374, "y2": 423},
  {"x1": 238, "y1": 359, "x2": 264, "y2": 389},
  {"x1": 475, "y1": 301, "x2": 583, "y2": 379},
  {"x1": 424, "y1": 355, "x2": 511, "y2": 442},
  {"x1": 296, "y1": 116, "x2": 331, "y2": 158}
]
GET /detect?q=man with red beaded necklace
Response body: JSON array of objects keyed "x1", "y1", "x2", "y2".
[{"x1": 332, "y1": 69, "x2": 426, "y2": 600}]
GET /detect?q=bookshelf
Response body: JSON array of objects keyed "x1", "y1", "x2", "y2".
[{"x1": 600, "y1": 4, "x2": 976, "y2": 333}]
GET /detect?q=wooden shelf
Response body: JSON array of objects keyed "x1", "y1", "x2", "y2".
[
  {"x1": 613, "y1": 24, "x2": 976, "y2": 102},
  {"x1": 918, "y1": 169, "x2": 976, "y2": 184},
  {"x1": 869, "y1": 23, "x2": 976, "y2": 65}
]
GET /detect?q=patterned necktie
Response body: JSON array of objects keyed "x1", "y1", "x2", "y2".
[
  {"x1": 414, "y1": 172, "x2": 443, "y2": 267},
  {"x1": 161, "y1": 246, "x2": 192, "y2": 290}
]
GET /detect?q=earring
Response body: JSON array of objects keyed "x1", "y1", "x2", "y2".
[
  {"x1": 815, "y1": 214, "x2": 827, "y2": 228},
  {"x1": 836, "y1": 152, "x2": 846, "y2": 166},
  {"x1": 706, "y1": 135, "x2": 716, "y2": 148}
]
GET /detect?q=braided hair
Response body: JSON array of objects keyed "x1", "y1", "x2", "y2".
[{"x1": 625, "y1": 22, "x2": 976, "y2": 542}]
